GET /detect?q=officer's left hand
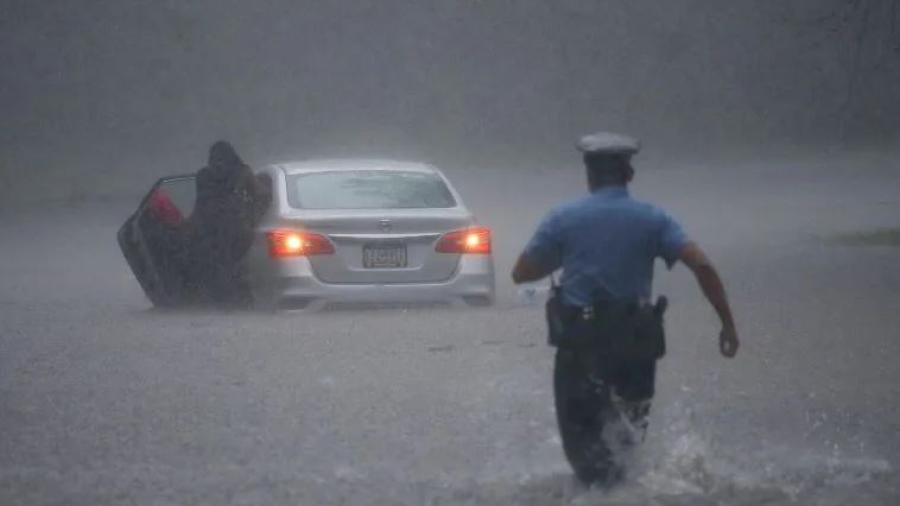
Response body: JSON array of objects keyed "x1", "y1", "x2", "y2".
[{"x1": 719, "y1": 325, "x2": 739, "y2": 358}]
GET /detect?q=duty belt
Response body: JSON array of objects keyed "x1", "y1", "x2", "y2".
[{"x1": 566, "y1": 298, "x2": 666, "y2": 322}]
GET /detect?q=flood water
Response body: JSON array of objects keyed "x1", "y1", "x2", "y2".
[{"x1": 2, "y1": 153, "x2": 899, "y2": 505}]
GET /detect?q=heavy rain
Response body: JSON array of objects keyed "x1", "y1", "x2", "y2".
[{"x1": 1, "y1": 1, "x2": 899, "y2": 504}]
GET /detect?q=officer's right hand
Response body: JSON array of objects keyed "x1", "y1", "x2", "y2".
[{"x1": 719, "y1": 325, "x2": 739, "y2": 358}]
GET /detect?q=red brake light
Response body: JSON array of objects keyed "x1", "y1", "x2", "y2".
[
  {"x1": 435, "y1": 227, "x2": 492, "y2": 254},
  {"x1": 267, "y1": 230, "x2": 335, "y2": 257}
]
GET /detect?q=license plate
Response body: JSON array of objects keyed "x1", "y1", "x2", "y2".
[{"x1": 363, "y1": 243, "x2": 407, "y2": 268}]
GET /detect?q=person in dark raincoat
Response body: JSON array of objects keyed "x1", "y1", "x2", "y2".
[{"x1": 190, "y1": 141, "x2": 263, "y2": 307}]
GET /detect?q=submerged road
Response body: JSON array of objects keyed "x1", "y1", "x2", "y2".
[{"x1": 1, "y1": 158, "x2": 899, "y2": 505}]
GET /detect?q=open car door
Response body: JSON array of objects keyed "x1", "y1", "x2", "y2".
[{"x1": 117, "y1": 175, "x2": 196, "y2": 307}]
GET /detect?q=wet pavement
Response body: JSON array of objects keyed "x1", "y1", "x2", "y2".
[{"x1": 2, "y1": 156, "x2": 899, "y2": 505}]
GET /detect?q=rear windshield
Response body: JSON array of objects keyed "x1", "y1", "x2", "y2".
[{"x1": 286, "y1": 170, "x2": 457, "y2": 209}]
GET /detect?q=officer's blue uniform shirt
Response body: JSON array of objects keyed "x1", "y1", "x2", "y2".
[{"x1": 524, "y1": 186, "x2": 689, "y2": 306}]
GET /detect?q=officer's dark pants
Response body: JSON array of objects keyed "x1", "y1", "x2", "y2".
[{"x1": 554, "y1": 345, "x2": 656, "y2": 485}]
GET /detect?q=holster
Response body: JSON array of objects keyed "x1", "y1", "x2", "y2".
[
  {"x1": 547, "y1": 293, "x2": 668, "y2": 362},
  {"x1": 545, "y1": 282, "x2": 568, "y2": 347}
]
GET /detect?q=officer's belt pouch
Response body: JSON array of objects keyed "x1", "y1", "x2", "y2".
[
  {"x1": 557, "y1": 298, "x2": 667, "y2": 361},
  {"x1": 545, "y1": 284, "x2": 567, "y2": 347}
]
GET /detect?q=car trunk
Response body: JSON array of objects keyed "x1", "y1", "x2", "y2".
[{"x1": 282, "y1": 208, "x2": 472, "y2": 284}]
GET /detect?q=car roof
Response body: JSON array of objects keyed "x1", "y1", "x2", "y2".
[{"x1": 272, "y1": 159, "x2": 440, "y2": 176}]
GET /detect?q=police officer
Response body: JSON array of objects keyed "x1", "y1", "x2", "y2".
[{"x1": 511, "y1": 132, "x2": 739, "y2": 486}]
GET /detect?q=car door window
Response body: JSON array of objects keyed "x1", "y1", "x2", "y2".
[{"x1": 146, "y1": 176, "x2": 196, "y2": 221}]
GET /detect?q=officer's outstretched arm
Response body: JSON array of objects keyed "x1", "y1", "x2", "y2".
[
  {"x1": 680, "y1": 243, "x2": 740, "y2": 358},
  {"x1": 511, "y1": 254, "x2": 552, "y2": 284}
]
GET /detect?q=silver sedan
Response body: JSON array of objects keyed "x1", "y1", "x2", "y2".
[{"x1": 118, "y1": 159, "x2": 495, "y2": 310}]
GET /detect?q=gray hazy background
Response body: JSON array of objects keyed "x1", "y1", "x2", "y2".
[
  {"x1": 2, "y1": 2, "x2": 900, "y2": 505},
  {"x1": 2, "y1": 0, "x2": 898, "y2": 203}
]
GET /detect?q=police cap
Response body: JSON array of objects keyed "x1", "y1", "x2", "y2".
[{"x1": 576, "y1": 132, "x2": 641, "y2": 156}]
